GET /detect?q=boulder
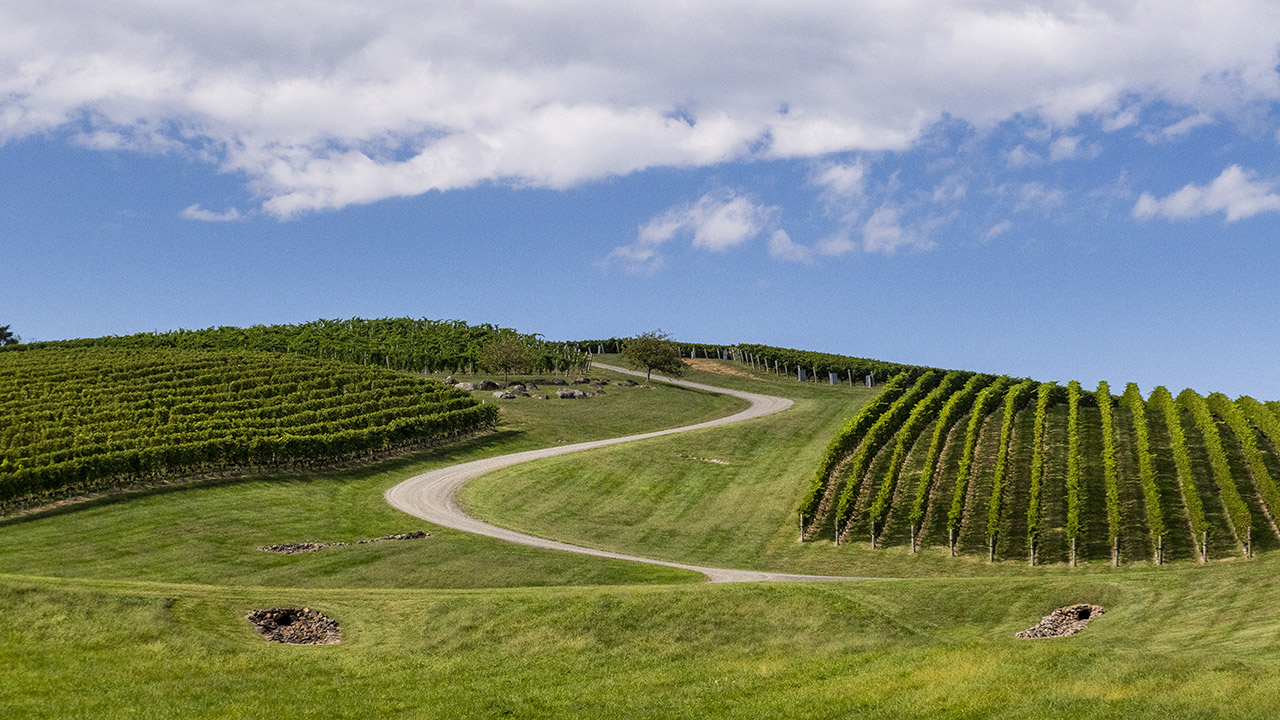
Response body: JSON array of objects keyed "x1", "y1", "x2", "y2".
[
  {"x1": 549, "y1": 378, "x2": 568, "y2": 386},
  {"x1": 477, "y1": 380, "x2": 500, "y2": 391},
  {"x1": 455, "y1": 382, "x2": 477, "y2": 391},
  {"x1": 532, "y1": 394, "x2": 550, "y2": 400},
  {"x1": 572, "y1": 376, "x2": 591, "y2": 385},
  {"x1": 557, "y1": 388, "x2": 587, "y2": 399},
  {"x1": 492, "y1": 390, "x2": 517, "y2": 399},
  {"x1": 615, "y1": 379, "x2": 638, "y2": 387},
  {"x1": 443, "y1": 375, "x2": 457, "y2": 385},
  {"x1": 507, "y1": 383, "x2": 526, "y2": 391}
]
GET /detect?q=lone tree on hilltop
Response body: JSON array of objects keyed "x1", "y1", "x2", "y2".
[
  {"x1": 0, "y1": 325, "x2": 19, "y2": 346},
  {"x1": 622, "y1": 330, "x2": 685, "y2": 383},
  {"x1": 478, "y1": 336, "x2": 532, "y2": 383}
]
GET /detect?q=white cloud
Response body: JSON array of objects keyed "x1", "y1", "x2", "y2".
[
  {"x1": 1133, "y1": 165, "x2": 1280, "y2": 222},
  {"x1": 179, "y1": 204, "x2": 243, "y2": 222},
  {"x1": 1048, "y1": 135, "x2": 1081, "y2": 161},
  {"x1": 811, "y1": 161, "x2": 867, "y2": 200},
  {"x1": 607, "y1": 191, "x2": 773, "y2": 272},
  {"x1": 768, "y1": 229, "x2": 815, "y2": 263},
  {"x1": 861, "y1": 206, "x2": 935, "y2": 254},
  {"x1": 1160, "y1": 113, "x2": 1214, "y2": 139},
  {"x1": 1014, "y1": 182, "x2": 1067, "y2": 214},
  {"x1": 3, "y1": 1, "x2": 1280, "y2": 215},
  {"x1": 1005, "y1": 144, "x2": 1042, "y2": 168},
  {"x1": 984, "y1": 219, "x2": 1013, "y2": 240}
]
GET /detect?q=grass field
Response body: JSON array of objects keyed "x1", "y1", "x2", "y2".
[
  {"x1": 6, "y1": 561, "x2": 1280, "y2": 718},
  {"x1": 5, "y1": 355, "x2": 1280, "y2": 717}
]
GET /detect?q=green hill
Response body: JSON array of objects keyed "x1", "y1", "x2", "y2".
[
  {"x1": 7, "y1": 324, "x2": 1280, "y2": 717},
  {"x1": 0, "y1": 346, "x2": 496, "y2": 509}
]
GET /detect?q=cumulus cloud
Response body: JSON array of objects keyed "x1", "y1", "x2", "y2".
[
  {"x1": 1013, "y1": 182, "x2": 1067, "y2": 214},
  {"x1": 861, "y1": 206, "x2": 935, "y2": 254},
  {"x1": 1005, "y1": 144, "x2": 1042, "y2": 168},
  {"x1": 607, "y1": 191, "x2": 773, "y2": 272},
  {"x1": 1133, "y1": 165, "x2": 1280, "y2": 222},
  {"x1": 811, "y1": 160, "x2": 868, "y2": 201},
  {"x1": 768, "y1": 229, "x2": 815, "y2": 263},
  {"x1": 179, "y1": 204, "x2": 243, "y2": 222},
  {"x1": 1159, "y1": 113, "x2": 1214, "y2": 139},
  {"x1": 1046, "y1": 135, "x2": 1099, "y2": 161},
  {"x1": 2, "y1": 1, "x2": 1280, "y2": 216}
]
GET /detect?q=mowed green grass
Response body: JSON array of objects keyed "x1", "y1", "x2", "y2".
[
  {"x1": 463, "y1": 360, "x2": 1280, "y2": 577},
  {"x1": 5, "y1": 560, "x2": 1280, "y2": 719},
  {"x1": 462, "y1": 363, "x2": 1114, "y2": 577},
  {"x1": 7, "y1": 355, "x2": 1280, "y2": 717},
  {"x1": 0, "y1": 364, "x2": 741, "y2": 589}
]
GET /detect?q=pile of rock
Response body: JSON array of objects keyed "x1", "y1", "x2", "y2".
[
  {"x1": 358, "y1": 531, "x2": 430, "y2": 544},
  {"x1": 1015, "y1": 604, "x2": 1105, "y2": 639},
  {"x1": 259, "y1": 531, "x2": 430, "y2": 554},
  {"x1": 447, "y1": 375, "x2": 630, "y2": 399},
  {"x1": 247, "y1": 607, "x2": 342, "y2": 645},
  {"x1": 258, "y1": 541, "x2": 347, "y2": 554}
]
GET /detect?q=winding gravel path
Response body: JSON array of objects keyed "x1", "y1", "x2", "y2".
[{"x1": 385, "y1": 362, "x2": 872, "y2": 583}]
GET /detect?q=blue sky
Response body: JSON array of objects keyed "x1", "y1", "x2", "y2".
[{"x1": 5, "y1": 1, "x2": 1280, "y2": 398}]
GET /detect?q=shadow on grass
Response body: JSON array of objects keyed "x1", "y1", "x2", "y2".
[{"x1": 0, "y1": 429, "x2": 523, "y2": 530}]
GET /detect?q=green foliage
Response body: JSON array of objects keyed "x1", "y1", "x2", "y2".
[
  {"x1": 1240, "y1": 395, "x2": 1280, "y2": 457},
  {"x1": 0, "y1": 325, "x2": 17, "y2": 346},
  {"x1": 1208, "y1": 393, "x2": 1280, "y2": 530},
  {"x1": 866, "y1": 371, "x2": 968, "y2": 534},
  {"x1": 947, "y1": 376, "x2": 1015, "y2": 533},
  {"x1": 1180, "y1": 388, "x2": 1250, "y2": 547},
  {"x1": 1151, "y1": 386, "x2": 1208, "y2": 544},
  {"x1": 908, "y1": 373, "x2": 993, "y2": 532},
  {"x1": 733, "y1": 343, "x2": 927, "y2": 382},
  {"x1": 797, "y1": 372, "x2": 914, "y2": 523},
  {"x1": 986, "y1": 381, "x2": 1036, "y2": 544},
  {"x1": 832, "y1": 371, "x2": 943, "y2": 533},
  {"x1": 0, "y1": 347, "x2": 497, "y2": 506},
  {"x1": 1097, "y1": 381, "x2": 1122, "y2": 543},
  {"x1": 621, "y1": 330, "x2": 686, "y2": 382},
  {"x1": 1026, "y1": 382, "x2": 1056, "y2": 549},
  {"x1": 1123, "y1": 383, "x2": 1165, "y2": 547},
  {"x1": 1065, "y1": 381, "x2": 1083, "y2": 542},
  {"x1": 4, "y1": 317, "x2": 588, "y2": 375},
  {"x1": 478, "y1": 335, "x2": 534, "y2": 381}
]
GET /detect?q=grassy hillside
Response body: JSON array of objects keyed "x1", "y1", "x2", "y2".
[
  {"x1": 6, "y1": 560, "x2": 1280, "y2": 718},
  {"x1": 8, "y1": 332, "x2": 1280, "y2": 717},
  {"x1": 0, "y1": 362, "x2": 741, "y2": 589}
]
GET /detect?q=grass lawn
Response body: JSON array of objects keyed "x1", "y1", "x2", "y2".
[
  {"x1": 0, "y1": 363, "x2": 740, "y2": 589},
  {"x1": 6, "y1": 355, "x2": 1280, "y2": 718},
  {"x1": 5, "y1": 560, "x2": 1280, "y2": 718}
]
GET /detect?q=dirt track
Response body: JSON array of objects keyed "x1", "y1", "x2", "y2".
[{"x1": 384, "y1": 362, "x2": 872, "y2": 583}]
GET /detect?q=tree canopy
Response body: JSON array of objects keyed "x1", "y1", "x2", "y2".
[
  {"x1": 621, "y1": 330, "x2": 685, "y2": 382},
  {"x1": 478, "y1": 336, "x2": 533, "y2": 382},
  {"x1": 0, "y1": 325, "x2": 19, "y2": 346}
]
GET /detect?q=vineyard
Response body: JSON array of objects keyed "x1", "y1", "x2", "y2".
[
  {"x1": 794, "y1": 365, "x2": 1280, "y2": 565},
  {"x1": 0, "y1": 347, "x2": 497, "y2": 508},
  {"x1": 6, "y1": 317, "x2": 590, "y2": 376}
]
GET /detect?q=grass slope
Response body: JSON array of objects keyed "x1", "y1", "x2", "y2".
[
  {"x1": 0, "y1": 364, "x2": 742, "y2": 589},
  {"x1": 7, "y1": 560, "x2": 1280, "y2": 718},
  {"x1": 9, "y1": 350, "x2": 1280, "y2": 717}
]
